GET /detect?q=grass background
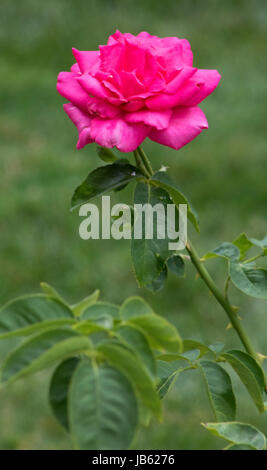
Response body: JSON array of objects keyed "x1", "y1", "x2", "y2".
[{"x1": 0, "y1": 0, "x2": 267, "y2": 449}]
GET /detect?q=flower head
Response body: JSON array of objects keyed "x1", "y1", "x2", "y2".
[{"x1": 57, "y1": 31, "x2": 220, "y2": 152}]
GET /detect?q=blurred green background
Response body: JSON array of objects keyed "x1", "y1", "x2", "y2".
[{"x1": 0, "y1": 0, "x2": 267, "y2": 450}]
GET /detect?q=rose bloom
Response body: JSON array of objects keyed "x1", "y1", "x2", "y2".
[{"x1": 57, "y1": 30, "x2": 221, "y2": 152}]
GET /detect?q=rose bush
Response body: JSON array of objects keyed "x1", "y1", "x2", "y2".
[
  {"x1": 57, "y1": 30, "x2": 221, "y2": 152},
  {"x1": 1, "y1": 27, "x2": 267, "y2": 451}
]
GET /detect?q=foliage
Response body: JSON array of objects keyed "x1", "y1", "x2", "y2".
[
  {"x1": 0, "y1": 278, "x2": 266, "y2": 448},
  {"x1": 1, "y1": 0, "x2": 267, "y2": 451}
]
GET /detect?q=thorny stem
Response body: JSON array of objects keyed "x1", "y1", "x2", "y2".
[
  {"x1": 186, "y1": 241, "x2": 256, "y2": 357},
  {"x1": 224, "y1": 275, "x2": 231, "y2": 299},
  {"x1": 186, "y1": 241, "x2": 267, "y2": 391},
  {"x1": 135, "y1": 146, "x2": 267, "y2": 391}
]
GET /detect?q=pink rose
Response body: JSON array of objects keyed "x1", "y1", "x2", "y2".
[{"x1": 57, "y1": 30, "x2": 221, "y2": 152}]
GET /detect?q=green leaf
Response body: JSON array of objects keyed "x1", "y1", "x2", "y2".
[
  {"x1": 115, "y1": 324, "x2": 157, "y2": 379},
  {"x1": 150, "y1": 171, "x2": 199, "y2": 232},
  {"x1": 199, "y1": 360, "x2": 236, "y2": 421},
  {"x1": 0, "y1": 294, "x2": 75, "y2": 339},
  {"x1": 146, "y1": 264, "x2": 168, "y2": 292},
  {"x1": 203, "y1": 240, "x2": 267, "y2": 299},
  {"x1": 126, "y1": 315, "x2": 182, "y2": 353},
  {"x1": 1, "y1": 329, "x2": 92, "y2": 384},
  {"x1": 96, "y1": 146, "x2": 117, "y2": 163},
  {"x1": 49, "y1": 357, "x2": 80, "y2": 431},
  {"x1": 73, "y1": 316, "x2": 113, "y2": 335},
  {"x1": 131, "y1": 182, "x2": 180, "y2": 287},
  {"x1": 98, "y1": 342, "x2": 161, "y2": 419},
  {"x1": 71, "y1": 161, "x2": 143, "y2": 210},
  {"x1": 224, "y1": 443, "x2": 256, "y2": 450},
  {"x1": 183, "y1": 339, "x2": 211, "y2": 358},
  {"x1": 71, "y1": 290, "x2": 100, "y2": 317},
  {"x1": 40, "y1": 283, "x2": 66, "y2": 304},
  {"x1": 232, "y1": 233, "x2": 254, "y2": 261},
  {"x1": 202, "y1": 422, "x2": 266, "y2": 450},
  {"x1": 167, "y1": 255, "x2": 185, "y2": 277},
  {"x1": 202, "y1": 242, "x2": 240, "y2": 261},
  {"x1": 208, "y1": 342, "x2": 225, "y2": 357},
  {"x1": 119, "y1": 296, "x2": 153, "y2": 319},
  {"x1": 249, "y1": 235, "x2": 267, "y2": 249},
  {"x1": 120, "y1": 297, "x2": 182, "y2": 352},
  {"x1": 156, "y1": 360, "x2": 184, "y2": 399},
  {"x1": 229, "y1": 262, "x2": 267, "y2": 299},
  {"x1": 139, "y1": 403, "x2": 152, "y2": 427},
  {"x1": 158, "y1": 349, "x2": 200, "y2": 363},
  {"x1": 69, "y1": 359, "x2": 138, "y2": 450},
  {"x1": 80, "y1": 302, "x2": 120, "y2": 321},
  {"x1": 120, "y1": 298, "x2": 182, "y2": 353},
  {"x1": 222, "y1": 350, "x2": 265, "y2": 412}
]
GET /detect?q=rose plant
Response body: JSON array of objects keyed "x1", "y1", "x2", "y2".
[{"x1": 0, "y1": 31, "x2": 266, "y2": 450}]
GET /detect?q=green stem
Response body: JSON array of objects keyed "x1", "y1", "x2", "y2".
[
  {"x1": 133, "y1": 149, "x2": 150, "y2": 179},
  {"x1": 135, "y1": 147, "x2": 267, "y2": 390},
  {"x1": 137, "y1": 146, "x2": 154, "y2": 176},
  {"x1": 243, "y1": 252, "x2": 264, "y2": 264},
  {"x1": 224, "y1": 275, "x2": 230, "y2": 299},
  {"x1": 186, "y1": 240, "x2": 265, "y2": 367}
]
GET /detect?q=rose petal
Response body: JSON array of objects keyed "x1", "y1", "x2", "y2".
[
  {"x1": 183, "y1": 69, "x2": 221, "y2": 106},
  {"x1": 165, "y1": 66, "x2": 197, "y2": 93},
  {"x1": 63, "y1": 104, "x2": 93, "y2": 149},
  {"x1": 149, "y1": 106, "x2": 208, "y2": 150},
  {"x1": 157, "y1": 43, "x2": 187, "y2": 71},
  {"x1": 123, "y1": 41, "x2": 146, "y2": 72},
  {"x1": 70, "y1": 63, "x2": 80, "y2": 73},
  {"x1": 146, "y1": 91, "x2": 182, "y2": 110},
  {"x1": 160, "y1": 38, "x2": 193, "y2": 67},
  {"x1": 99, "y1": 43, "x2": 124, "y2": 72},
  {"x1": 77, "y1": 74, "x2": 108, "y2": 99},
  {"x1": 72, "y1": 48, "x2": 99, "y2": 74},
  {"x1": 87, "y1": 96, "x2": 120, "y2": 118},
  {"x1": 90, "y1": 117, "x2": 150, "y2": 152},
  {"x1": 179, "y1": 39, "x2": 194, "y2": 67},
  {"x1": 119, "y1": 70, "x2": 145, "y2": 97},
  {"x1": 125, "y1": 109, "x2": 172, "y2": 130},
  {"x1": 57, "y1": 72, "x2": 90, "y2": 112},
  {"x1": 146, "y1": 68, "x2": 220, "y2": 110},
  {"x1": 122, "y1": 100, "x2": 144, "y2": 112},
  {"x1": 102, "y1": 80, "x2": 128, "y2": 104}
]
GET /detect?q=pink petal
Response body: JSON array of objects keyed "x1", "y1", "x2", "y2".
[
  {"x1": 165, "y1": 66, "x2": 197, "y2": 93},
  {"x1": 78, "y1": 74, "x2": 108, "y2": 99},
  {"x1": 122, "y1": 100, "x2": 144, "y2": 112},
  {"x1": 119, "y1": 70, "x2": 145, "y2": 97},
  {"x1": 57, "y1": 72, "x2": 89, "y2": 113},
  {"x1": 63, "y1": 104, "x2": 93, "y2": 149},
  {"x1": 183, "y1": 69, "x2": 221, "y2": 106},
  {"x1": 70, "y1": 63, "x2": 80, "y2": 73},
  {"x1": 125, "y1": 109, "x2": 172, "y2": 130},
  {"x1": 174, "y1": 38, "x2": 193, "y2": 67},
  {"x1": 99, "y1": 43, "x2": 124, "y2": 72},
  {"x1": 102, "y1": 80, "x2": 128, "y2": 105},
  {"x1": 146, "y1": 68, "x2": 221, "y2": 110},
  {"x1": 109, "y1": 30, "x2": 137, "y2": 46},
  {"x1": 123, "y1": 41, "x2": 146, "y2": 72},
  {"x1": 157, "y1": 42, "x2": 189, "y2": 72},
  {"x1": 72, "y1": 48, "x2": 100, "y2": 74},
  {"x1": 146, "y1": 92, "x2": 182, "y2": 110},
  {"x1": 90, "y1": 117, "x2": 150, "y2": 152},
  {"x1": 86, "y1": 96, "x2": 120, "y2": 118},
  {"x1": 149, "y1": 106, "x2": 208, "y2": 150}
]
